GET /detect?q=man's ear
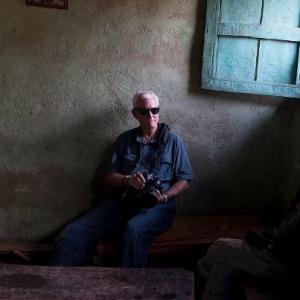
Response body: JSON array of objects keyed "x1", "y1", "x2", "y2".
[{"x1": 132, "y1": 109, "x2": 138, "y2": 119}]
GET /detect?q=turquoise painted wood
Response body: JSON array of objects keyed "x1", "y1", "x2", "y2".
[
  {"x1": 263, "y1": 0, "x2": 300, "y2": 27},
  {"x1": 216, "y1": 37, "x2": 258, "y2": 81},
  {"x1": 217, "y1": 24, "x2": 300, "y2": 42},
  {"x1": 202, "y1": 0, "x2": 300, "y2": 99},
  {"x1": 257, "y1": 40, "x2": 298, "y2": 84},
  {"x1": 220, "y1": 0, "x2": 262, "y2": 24}
]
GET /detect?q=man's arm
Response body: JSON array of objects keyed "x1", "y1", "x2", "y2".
[
  {"x1": 104, "y1": 171, "x2": 145, "y2": 190},
  {"x1": 105, "y1": 172, "x2": 189, "y2": 203},
  {"x1": 104, "y1": 171, "x2": 125, "y2": 188},
  {"x1": 155, "y1": 180, "x2": 189, "y2": 203}
]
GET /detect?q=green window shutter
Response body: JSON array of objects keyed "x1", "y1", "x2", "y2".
[{"x1": 202, "y1": 0, "x2": 300, "y2": 99}]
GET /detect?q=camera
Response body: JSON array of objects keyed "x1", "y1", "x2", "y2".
[
  {"x1": 141, "y1": 171, "x2": 162, "y2": 208},
  {"x1": 126, "y1": 170, "x2": 161, "y2": 209}
]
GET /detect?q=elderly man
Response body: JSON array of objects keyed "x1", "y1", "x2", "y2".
[{"x1": 50, "y1": 90, "x2": 193, "y2": 268}]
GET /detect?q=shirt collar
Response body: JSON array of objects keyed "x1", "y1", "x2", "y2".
[{"x1": 136, "y1": 126, "x2": 157, "y2": 144}]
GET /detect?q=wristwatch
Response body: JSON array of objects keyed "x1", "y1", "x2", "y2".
[{"x1": 124, "y1": 175, "x2": 131, "y2": 186}]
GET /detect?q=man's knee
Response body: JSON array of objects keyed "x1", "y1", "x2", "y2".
[
  {"x1": 61, "y1": 222, "x2": 84, "y2": 236},
  {"x1": 56, "y1": 219, "x2": 95, "y2": 246},
  {"x1": 125, "y1": 219, "x2": 146, "y2": 239}
]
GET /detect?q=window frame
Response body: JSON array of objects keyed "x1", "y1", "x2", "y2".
[{"x1": 202, "y1": 0, "x2": 300, "y2": 99}]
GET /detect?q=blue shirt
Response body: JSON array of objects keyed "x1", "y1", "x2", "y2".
[{"x1": 107, "y1": 125, "x2": 193, "y2": 192}]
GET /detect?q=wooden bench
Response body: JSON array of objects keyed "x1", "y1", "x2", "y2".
[
  {"x1": 96, "y1": 215, "x2": 264, "y2": 264},
  {"x1": 0, "y1": 215, "x2": 264, "y2": 265}
]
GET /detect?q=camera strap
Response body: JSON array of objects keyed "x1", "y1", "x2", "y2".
[{"x1": 147, "y1": 123, "x2": 171, "y2": 174}]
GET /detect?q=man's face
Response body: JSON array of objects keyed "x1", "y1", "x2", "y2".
[{"x1": 132, "y1": 97, "x2": 159, "y2": 130}]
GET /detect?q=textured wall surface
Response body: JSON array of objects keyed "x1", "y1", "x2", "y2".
[{"x1": 0, "y1": 0, "x2": 298, "y2": 241}]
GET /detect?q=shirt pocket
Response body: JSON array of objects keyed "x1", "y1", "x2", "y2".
[
  {"x1": 157, "y1": 154, "x2": 173, "y2": 180},
  {"x1": 122, "y1": 154, "x2": 137, "y2": 174}
]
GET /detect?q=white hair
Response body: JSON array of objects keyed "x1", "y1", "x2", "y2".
[{"x1": 132, "y1": 90, "x2": 159, "y2": 108}]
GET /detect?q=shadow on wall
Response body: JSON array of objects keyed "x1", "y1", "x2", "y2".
[
  {"x1": 184, "y1": 0, "x2": 297, "y2": 221},
  {"x1": 188, "y1": 0, "x2": 206, "y2": 94},
  {"x1": 187, "y1": 100, "x2": 296, "y2": 224},
  {"x1": 0, "y1": 109, "x2": 122, "y2": 241}
]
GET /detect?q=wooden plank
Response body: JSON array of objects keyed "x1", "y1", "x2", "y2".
[
  {"x1": 0, "y1": 216, "x2": 264, "y2": 259},
  {"x1": 257, "y1": 40, "x2": 298, "y2": 84},
  {"x1": 204, "y1": 78, "x2": 300, "y2": 98},
  {"x1": 97, "y1": 215, "x2": 264, "y2": 257},
  {"x1": 262, "y1": 0, "x2": 300, "y2": 27},
  {"x1": 296, "y1": 46, "x2": 300, "y2": 85},
  {"x1": 215, "y1": 36, "x2": 258, "y2": 81},
  {"x1": 202, "y1": 0, "x2": 219, "y2": 84},
  {"x1": 218, "y1": 23, "x2": 300, "y2": 42},
  {"x1": 0, "y1": 264, "x2": 194, "y2": 299},
  {"x1": 0, "y1": 242, "x2": 52, "y2": 252},
  {"x1": 152, "y1": 215, "x2": 263, "y2": 246},
  {"x1": 220, "y1": 0, "x2": 263, "y2": 25}
]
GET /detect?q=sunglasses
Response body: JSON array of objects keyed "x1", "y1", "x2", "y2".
[{"x1": 133, "y1": 107, "x2": 160, "y2": 115}]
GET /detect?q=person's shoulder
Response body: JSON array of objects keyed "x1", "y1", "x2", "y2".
[
  {"x1": 166, "y1": 126, "x2": 184, "y2": 144},
  {"x1": 160, "y1": 126, "x2": 185, "y2": 149},
  {"x1": 168, "y1": 130, "x2": 182, "y2": 139},
  {"x1": 116, "y1": 127, "x2": 139, "y2": 141}
]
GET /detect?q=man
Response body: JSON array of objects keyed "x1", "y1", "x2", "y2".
[
  {"x1": 197, "y1": 189, "x2": 300, "y2": 300},
  {"x1": 50, "y1": 90, "x2": 193, "y2": 268}
]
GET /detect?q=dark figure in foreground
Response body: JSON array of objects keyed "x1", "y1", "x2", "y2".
[
  {"x1": 197, "y1": 189, "x2": 300, "y2": 300},
  {"x1": 50, "y1": 90, "x2": 193, "y2": 268}
]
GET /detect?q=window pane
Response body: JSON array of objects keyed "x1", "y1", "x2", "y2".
[
  {"x1": 216, "y1": 36, "x2": 258, "y2": 81},
  {"x1": 221, "y1": 0, "x2": 263, "y2": 24},
  {"x1": 263, "y1": 0, "x2": 300, "y2": 27},
  {"x1": 257, "y1": 40, "x2": 298, "y2": 84}
]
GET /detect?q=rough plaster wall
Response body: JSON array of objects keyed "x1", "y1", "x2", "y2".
[{"x1": 0, "y1": 0, "x2": 296, "y2": 241}]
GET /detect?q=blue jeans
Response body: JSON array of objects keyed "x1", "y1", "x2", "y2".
[{"x1": 49, "y1": 197, "x2": 176, "y2": 268}]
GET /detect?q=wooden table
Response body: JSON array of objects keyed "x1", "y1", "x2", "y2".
[{"x1": 0, "y1": 264, "x2": 194, "y2": 299}]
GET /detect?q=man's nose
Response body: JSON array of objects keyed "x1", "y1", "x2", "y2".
[{"x1": 146, "y1": 111, "x2": 154, "y2": 117}]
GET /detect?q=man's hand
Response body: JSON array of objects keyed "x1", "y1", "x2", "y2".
[
  {"x1": 153, "y1": 189, "x2": 168, "y2": 203},
  {"x1": 152, "y1": 180, "x2": 189, "y2": 204},
  {"x1": 126, "y1": 172, "x2": 146, "y2": 190}
]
